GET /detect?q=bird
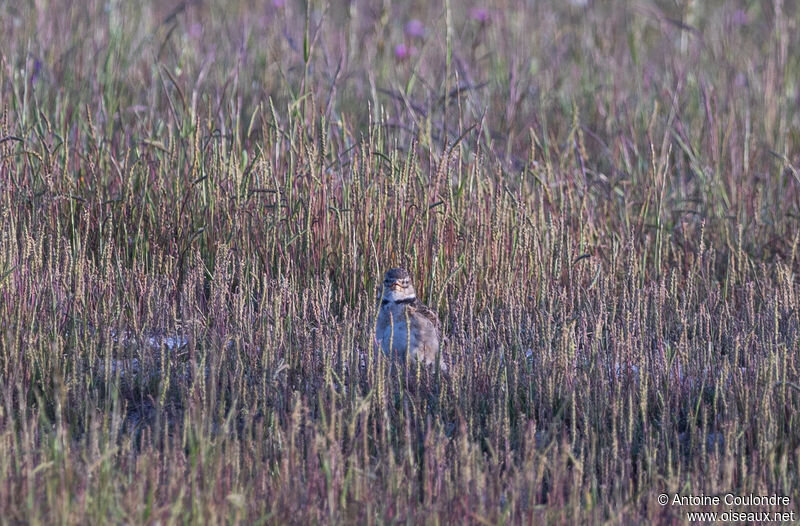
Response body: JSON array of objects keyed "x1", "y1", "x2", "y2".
[{"x1": 375, "y1": 267, "x2": 446, "y2": 371}]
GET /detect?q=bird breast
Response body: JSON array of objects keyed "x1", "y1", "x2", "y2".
[{"x1": 376, "y1": 304, "x2": 416, "y2": 358}]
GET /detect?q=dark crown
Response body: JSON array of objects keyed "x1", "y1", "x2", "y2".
[{"x1": 384, "y1": 267, "x2": 410, "y2": 281}]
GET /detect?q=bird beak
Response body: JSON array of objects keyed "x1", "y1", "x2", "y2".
[{"x1": 390, "y1": 282, "x2": 402, "y2": 291}]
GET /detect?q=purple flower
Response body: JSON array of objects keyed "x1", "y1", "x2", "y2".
[
  {"x1": 405, "y1": 19, "x2": 425, "y2": 39},
  {"x1": 31, "y1": 59, "x2": 42, "y2": 85},
  {"x1": 394, "y1": 43, "x2": 411, "y2": 60},
  {"x1": 469, "y1": 8, "x2": 489, "y2": 23}
]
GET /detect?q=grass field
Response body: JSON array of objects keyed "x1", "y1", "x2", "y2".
[{"x1": 1, "y1": 0, "x2": 799, "y2": 524}]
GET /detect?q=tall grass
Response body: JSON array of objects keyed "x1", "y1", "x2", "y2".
[{"x1": 1, "y1": 0, "x2": 799, "y2": 523}]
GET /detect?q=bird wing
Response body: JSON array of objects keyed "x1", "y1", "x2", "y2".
[{"x1": 410, "y1": 298, "x2": 442, "y2": 339}]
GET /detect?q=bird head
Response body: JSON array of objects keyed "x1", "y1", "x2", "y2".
[{"x1": 382, "y1": 267, "x2": 415, "y2": 301}]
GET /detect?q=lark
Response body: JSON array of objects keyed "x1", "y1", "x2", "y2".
[{"x1": 375, "y1": 268, "x2": 446, "y2": 371}]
